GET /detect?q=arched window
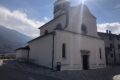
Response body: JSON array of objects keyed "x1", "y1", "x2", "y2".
[
  {"x1": 62, "y1": 43, "x2": 66, "y2": 59},
  {"x1": 81, "y1": 24, "x2": 87, "y2": 34},
  {"x1": 99, "y1": 48, "x2": 102, "y2": 59},
  {"x1": 55, "y1": 24, "x2": 62, "y2": 30},
  {"x1": 44, "y1": 30, "x2": 48, "y2": 35}
]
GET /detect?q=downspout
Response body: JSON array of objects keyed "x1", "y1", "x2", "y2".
[
  {"x1": 51, "y1": 6, "x2": 69, "y2": 70},
  {"x1": 27, "y1": 47, "x2": 30, "y2": 62},
  {"x1": 52, "y1": 32, "x2": 55, "y2": 70}
]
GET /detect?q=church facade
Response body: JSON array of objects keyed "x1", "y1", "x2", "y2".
[{"x1": 28, "y1": 0, "x2": 106, "y2": 70}]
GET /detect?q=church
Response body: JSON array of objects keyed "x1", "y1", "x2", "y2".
[{"x1": 19, "y1": 0, "x2": 106, "y2": 70}]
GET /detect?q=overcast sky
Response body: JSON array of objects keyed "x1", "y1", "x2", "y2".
[{"x1": 0, "y1": 0, "x2": 120, "y2": 38}]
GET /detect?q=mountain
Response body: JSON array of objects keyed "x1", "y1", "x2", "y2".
[{"x1": 0, "y1": 25, "x2": 32, "y2": 54}]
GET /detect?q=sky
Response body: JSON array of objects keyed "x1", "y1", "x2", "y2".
[{"x1": 0, "y1": 0, "x2": 120, "y2": 38}]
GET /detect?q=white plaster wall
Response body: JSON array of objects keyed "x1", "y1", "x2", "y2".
[
  {"x1": 16, "y1": 49, "x2": 28, "y2": 59},
  {"x1": 54, "y1": 31, "x2": 72, "y2": 70},
  {"x1": 40, "y1": 15, "x2": 66, "y2": 36},
  {"x1": 99, "y1": 33, "x2": 120, "y2": 65},
  {"x1": 114, "y1": 39, "x2": 120, "y2": 64},
  {"x1": 40, "y1": 5, "x2": 99, "y2": 38},
  {"x1": 29, "y1": 34, "x2": 53, "y2": 68},
  {"x1": 66, "y1": 6, "x2": 99, "y2": 38},
  {"x1": 54, "y1": 30, "x2": 106, "y2": 70},
  {"x1": 30, "y1": 5, "x2": 106, "y2": 70}
]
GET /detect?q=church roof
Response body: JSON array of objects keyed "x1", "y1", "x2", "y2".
[
  {"x1": 39, "y1": 14, "x2": 64, "y2": 29},
  {"x1": 29, "y1": 30, "x2": 103, "y2": 44},
  {"x1": 28, "y1": 32, "x2": 55, "y2": 43},
  {"x1": 98, "y1": 32, "x2": 120, "y2": 37},
  {"x1": 16, "y1": 46, "x2": 30, "y2": 50},
  {"x1": 39, "y1": 4, "x2": 96, "y2": 29}
]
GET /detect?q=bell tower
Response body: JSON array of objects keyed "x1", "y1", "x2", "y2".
[{"x1": 54, "y1": 0, "x2": 70, "y2": 18}]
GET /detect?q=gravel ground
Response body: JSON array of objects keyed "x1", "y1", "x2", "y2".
[{"x1": 0, "y1": 60, "x2": 120, "y2": 80}]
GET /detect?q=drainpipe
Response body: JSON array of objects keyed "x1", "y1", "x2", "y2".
[
  {"x1": 52, "y1": 32, "x2": 55, "y2": 70},
  {"x1": 27, "y1": 47, "x2": 30, "y2": 62}
]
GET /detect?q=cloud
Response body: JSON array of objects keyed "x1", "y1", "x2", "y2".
[
  {"x1": 0, "y1": 6, "x2": 49, "y2": 38},
  {"x1": 97, "y1": 22, "x2": 120, "y2": 34}
]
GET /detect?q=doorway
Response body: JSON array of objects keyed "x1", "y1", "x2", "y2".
[{"x1": 82, "y1": 55, "x2": 89, "y2": 70}]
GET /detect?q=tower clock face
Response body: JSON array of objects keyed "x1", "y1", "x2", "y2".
[{"x1": 81, "y1": 24, "x2": 87, "y2": 34}]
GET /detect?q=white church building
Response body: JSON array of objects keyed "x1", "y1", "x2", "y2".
[{"x1": 18, "y1": 0, "x2": 106, "y2": 70}]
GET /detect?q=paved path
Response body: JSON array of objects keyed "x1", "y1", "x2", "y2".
[
  {"x1": 0, "y1": 61, "x2": 60, "y2": 80},
  {"x1": 0, "y1": 60, "x2": 120, "y2": 80}
]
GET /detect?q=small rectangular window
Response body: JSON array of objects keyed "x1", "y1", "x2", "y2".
[
  {"x1": 110, "y1": 44, "x2": 113, "y2": 49},
  {"x1": 117, "y1": 36, "x2": 119, "y2": 40},
  {"x1": 110, "y1": 54, "x2": 113, "y2": 58},
  {"x1": 118, "y1": 44, "x2": 120, "y2": 49},
  {"x1": 62, "y1": 43, "x2": 66, "y2": 59},
  {"x1": 109, "y1": 35, "x2": 112, "y2": 40},
  {"x1": 119, "y1": 54, "x2": 120, "y2": 59},
  {"x1": 99, "y1": 48, "x2": 102, "y2": 59}
]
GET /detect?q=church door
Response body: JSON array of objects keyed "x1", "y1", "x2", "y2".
[{"x1": 82, "y1": 55, "x2": 89, "y2": 70}]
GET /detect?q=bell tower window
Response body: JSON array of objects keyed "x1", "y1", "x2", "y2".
[
  {"x1": 44, "y1": 30, "x2": 48, "y2": 35},
  {"x1": 54, "y1": 5, "x2": 62, "y2": 13},
  {"x1": 54, "y1": 0, "x2": 70, "y2": 18}
]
